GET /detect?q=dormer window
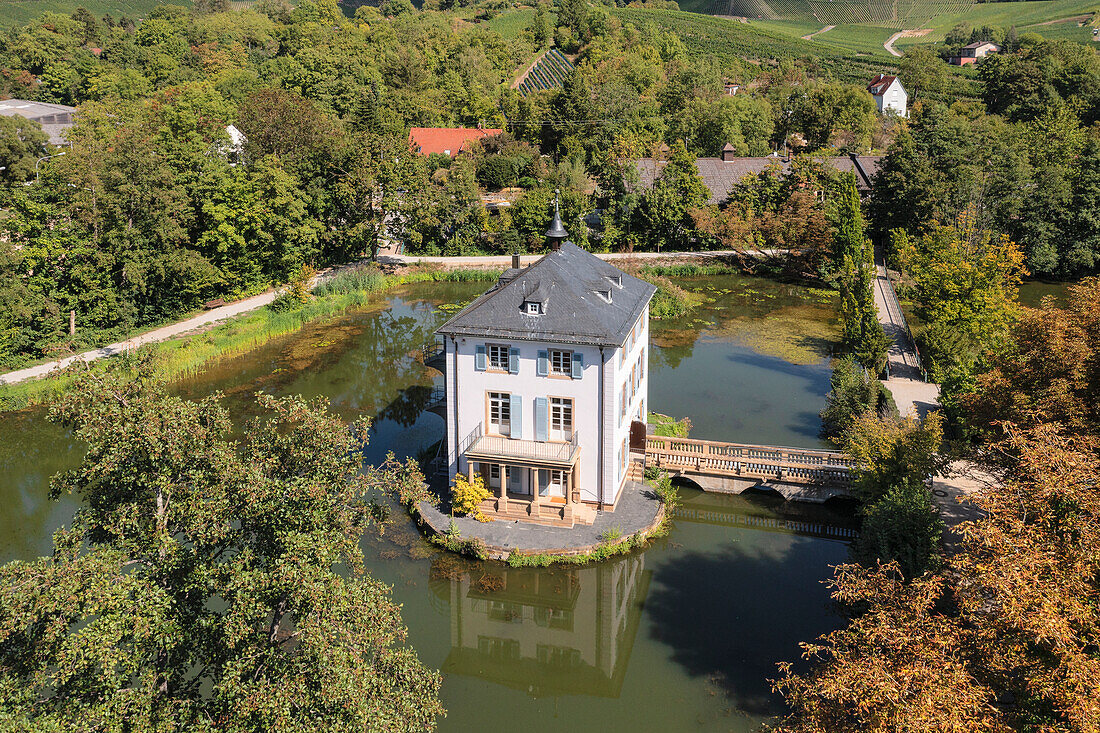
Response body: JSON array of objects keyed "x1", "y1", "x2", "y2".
[
  {"x1": 525, "y1": 301, "x2": 543, "y2": 315},
  {"x1": 595, "y1": 289, "x2": 613, "y2": 304},
  {"x1": 607, "y1": 274, "x2": 622, "y2": 288}
]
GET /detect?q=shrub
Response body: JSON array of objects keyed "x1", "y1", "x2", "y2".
[
  {"x1": 451, "y1": 472, "x2": 490, "y2": 521},
  {"x1": 648, "y1": 411, "x2": 691, "y2": 438},
  {"x1": 651, "y1": 471, "x2": 680, "y2": 508},
  {"x1": 820, "y1": 356, "x2": 892, "y2": 441},
  {"x1": 599, "y1": 525, "x2": 623, "y2": 543},
  {"x1": 854, "y1": 484, "x2": 943, "y2": 579},
  {"x1": 288, "y1": 264, "x2": 316, "y2": 304}
]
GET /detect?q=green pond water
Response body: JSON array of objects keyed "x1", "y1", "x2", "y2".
[{"x1": 0, "y1": 275, "x2": 855, "y2": 731}]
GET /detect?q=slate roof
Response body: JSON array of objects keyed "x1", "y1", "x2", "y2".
[
  {"x1": 436, "y1": 242, "x2": 656, "y2": 348},
  {"x1": 633, "y1": 154, "x2": 883, "y2": 204},
  {"x1": 0, "y1": 99, "x2": 76, "y2": 145},
  {"x1": 962, "y1": 40, "x2": 999, "y2": 50},
  {"x1": 408, "y1": 127, "x2": 503, "y2": 157}
]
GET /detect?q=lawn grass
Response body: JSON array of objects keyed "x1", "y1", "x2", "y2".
[
  {"x1": 0, "y1": 265, "x2": 500, "y2": 411},
  {"x1": 0, "y1": 0, "x2": 176, "y2": 26}
]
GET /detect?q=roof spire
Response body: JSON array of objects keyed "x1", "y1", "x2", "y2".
[{"x1": 545, "y1": 189, "x2": 568, "y2": 251}]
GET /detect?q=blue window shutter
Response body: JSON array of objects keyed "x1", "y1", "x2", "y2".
[
  {"x1": 509, "y1": 394, "x2": 522, "y2": 439},
  {"x1": 509, "y1": 347, "x2": 520, "y2": 374},
  {"x1": 537, "y1": 350, "x2": 549, "y2": 377},
  {"x1": 571, "y1": 352, "x2": 583, "y2": 379},
  {"x1": 534, "y1": 398, "x2": 548, "y2": 442},
  {"x1": 475, "y1": 345, "x2": 486, "y2": 371}
]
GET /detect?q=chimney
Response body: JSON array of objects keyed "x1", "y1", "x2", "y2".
[
  {"x1": 720, "y1": 143, "x2": 737, "y2": 162},
  {"x1": 512, "y1": 253, "x2": 521, "y2": 269}
]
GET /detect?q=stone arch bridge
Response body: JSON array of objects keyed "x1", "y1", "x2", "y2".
[{"x1": 644, "y1": 435, "x2": 856, "y2": 503}]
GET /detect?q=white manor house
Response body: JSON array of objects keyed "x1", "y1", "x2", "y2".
[{"x1": 436, "y1": 208, "x2": 656, "y2": 527}]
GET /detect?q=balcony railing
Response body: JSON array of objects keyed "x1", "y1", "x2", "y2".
[{"x1": 463, "y1": 424, "x2": 580, "y2": 466}]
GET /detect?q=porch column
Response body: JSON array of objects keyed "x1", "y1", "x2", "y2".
[
  {"x1": 562, "y1": 466, "x2": 575, "y2": 524},
  {"x1": 497, "y1": 464, "x2": 508, "y2": 512},
  {"x1": 529, "y1": 467, "x2": 541, "y2": 518}
]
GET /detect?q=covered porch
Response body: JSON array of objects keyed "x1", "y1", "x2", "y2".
[{"x1": 463, "y1": 428, "x2": 592, "y2": 527}]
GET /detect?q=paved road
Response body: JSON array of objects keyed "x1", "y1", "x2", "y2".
[
  {"x1": 0, "y1": 249, "x2": 752, "y2": 387},
  {"x1": 872, "y1": 264, "x2": 940, "y2": 419}
]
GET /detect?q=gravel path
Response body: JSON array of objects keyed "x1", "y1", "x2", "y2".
[{"x1": 802, "y1": 24, "x2": 835, "y2": 40}]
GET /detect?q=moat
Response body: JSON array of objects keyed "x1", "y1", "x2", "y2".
[{"x1": 0, "y1": 275, "x2": 856, "y2": 730}]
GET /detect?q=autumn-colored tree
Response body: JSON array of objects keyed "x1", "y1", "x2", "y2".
[
  {"x1": 776, "y1": 425, "x2": 1100, "y2": 731},
  {"x1": 960, "y1": 277, "x2": 1100, "y2": 439},
  {"x1": 954, "y1": 425, "x2": 1100, "y2": 728},
  {"x1": 0, "y1": 363, "x2": 443, "y2": 731},
  {"x1": 451, "y1": 471, "x2": 490, "y2": 521},
  {"x1": 771, "y1": 563, "x2": 1000, "y2": 732}
]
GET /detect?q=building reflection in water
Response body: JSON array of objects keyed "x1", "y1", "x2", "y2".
[{"x1": 433, "y1": 554, "x2": 649, "y2": 698}]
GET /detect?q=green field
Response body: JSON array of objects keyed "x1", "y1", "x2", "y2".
[
  {"x1": 0, "y1": 0, "x2": 180, "y2": 26},
  {"x1": 679, "y1": 0, "x2": 1099, "y2": 55},
  {"x1": 612, "y1": 7, "x2": 898, "y2": 81},
  {"x1": 482, "y1": 6, "x2": 540, "y2": 39},
  {"x1": 802, "y1": 23, "x2": 898, "y2": 54}
]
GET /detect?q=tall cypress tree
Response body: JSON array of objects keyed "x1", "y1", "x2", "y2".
[{"x1": 835, "y1": 174, "x2": 889, "y2": 372}]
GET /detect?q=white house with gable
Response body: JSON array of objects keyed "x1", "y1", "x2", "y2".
[
  {"x1": 867, "y1": 74, "x2": 907, "y2": 117},
  {"x1": 436, "y1": 205, "x2": 656, "y2": 528}
]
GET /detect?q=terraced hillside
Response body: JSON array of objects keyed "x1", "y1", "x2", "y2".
[
  {"x1": 0, "y1": 0, "x2": 176, "y2": 26},
  {"x1": 611, "y1": 8, "x2": 891, "y2": 83},
  {"x1": 678, "y1": 0, "x2": 1100, "y2": 55},
  {"x1": 516, "y1": 48, "x2": 576, "y2": 95}
]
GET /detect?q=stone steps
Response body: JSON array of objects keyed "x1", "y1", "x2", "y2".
[{"x1": 478, "y1": 499, "x2": 577, "y2": 528}]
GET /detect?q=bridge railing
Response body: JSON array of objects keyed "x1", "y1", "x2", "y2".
[{"x1": 646, "y1": 435, "x2": 855, "y2": 488}]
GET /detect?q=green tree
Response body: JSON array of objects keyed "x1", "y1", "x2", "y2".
[
  {"x1": 0, "y1": 364, "x2": 443, "y2": 731},
  {"x1": 790, "y1": 83, "x2": 876, "y2": 152},
  {"x1": 833, "y1": 174, "x2": 888, "y2": 372},
  {"x1": 899, "y1": 45, "x2": 947, "y2": 99},
  {"x1": 0, "y1": 114, "x2": 49, "y2": 184},
  {"x1": 557, "y1": 0, "x2": 588, "y2": 37},
  {"x1": 895, "y1": 211, "x2": 1027, "y2": 380},
  {"x1": 640, "y1": 141, "x2": 709, "y2": 250},
  {"x1": 529, "y1": 3, "x2": 550, "y2": 50}
]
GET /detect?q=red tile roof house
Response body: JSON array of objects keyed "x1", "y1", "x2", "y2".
[{"x1": 408, "y1": 127, "x2": 503, "y2": 157}]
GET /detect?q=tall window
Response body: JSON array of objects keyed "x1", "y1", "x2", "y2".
[
  {"x1": 486, "y1": 344, "x2": 509, "y2": 371},
  {"x1": 488, "y1": 392, "x2": 510, "y2": 435},
  {"x1": 549, "y1": 349, "x2": 572, "y2": 376},
  {"x1": 550, "y1": 397, "x2": 572, "y2": 440}
]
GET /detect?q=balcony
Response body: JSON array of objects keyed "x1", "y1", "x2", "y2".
[{"x1": 461, "y1": 424, "x2": 580, "y2": 468}]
